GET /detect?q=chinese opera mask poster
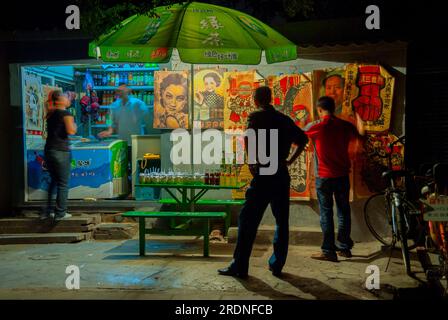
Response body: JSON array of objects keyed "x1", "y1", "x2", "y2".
[
  {"x1": 153, "y1": 71, "x2": 189, "y2": 129},
  {"x1": 223, "y1": 71, "x2": 257, "y2": 131},
  {"x1": 342, "y1": 64, "x2": 395, "y2": 133},
  {"x1": 193, "y1": 68, "x2": 226, "y2": 129}
]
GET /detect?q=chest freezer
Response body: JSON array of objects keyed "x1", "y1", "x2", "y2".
[{"x1": 27, "y1": 139, "x2": 128, "y2": 200}]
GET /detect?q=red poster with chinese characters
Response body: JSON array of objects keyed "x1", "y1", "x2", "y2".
[{"x1": 342, "y1": 64, "x2": 395, "y2": 133}]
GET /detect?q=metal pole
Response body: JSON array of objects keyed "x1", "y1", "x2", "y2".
[{"x1": 190, "y1": 64, "x2": 195, "y2": 211}]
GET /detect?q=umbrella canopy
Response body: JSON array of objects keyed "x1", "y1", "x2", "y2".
[{"x1": 89, "y1": 1, "x2": 297, "y2": 65}]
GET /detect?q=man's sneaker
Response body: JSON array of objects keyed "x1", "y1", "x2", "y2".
[
  {"x1": 39, "y1": 213, "x2": 55, "y2": 220},
  {"x1": 269, "y1": 266, "x2": 283, "y2": 278},
  {"x1": 55, "y1": 213, "x2": 72, "y2": 221},
  {"x1": 337, "y1": 250, "x2": 352, "y2": 258},
  {"x1": 311, "y1": 252, "x2": 338, "y2": 262}
]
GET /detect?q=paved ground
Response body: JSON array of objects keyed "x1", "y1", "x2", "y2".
[{"x1": 0, "y1": 237, "x2": 434, "y2": 300}]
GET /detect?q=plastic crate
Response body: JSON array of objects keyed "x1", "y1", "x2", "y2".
[{"x1": 135, "y1": 158, "x2": 161, "y2": 201}]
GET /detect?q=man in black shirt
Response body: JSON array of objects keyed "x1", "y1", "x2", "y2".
[{"x1": 218, "y1": 86, "x2": 308, "y2": 278}]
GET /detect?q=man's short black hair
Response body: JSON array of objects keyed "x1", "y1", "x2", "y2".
[
  {"x1": 254, "y1": 86, "x2": 272, "y2": 106},
  {"x1": 317, "y1": 96, "x2": 336, "y2": 114}
]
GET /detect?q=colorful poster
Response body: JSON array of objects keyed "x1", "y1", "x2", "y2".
[
  {"x1": 342, "y1": 64, "x2": 395, "y2": 133},
  {"x1": 313, "y1": 68, "x2": 346, "y2": 117},
  {"x1": 223, "y1": 70, "x2": 256, "y2": 130},
  {"x1": 23, "y1": 73, "x2": 44, "y2": 135},
  {"x1": 268, "y1": 74, "x2": 314, "y2": 200},
  {"x1": 352, "y1": 133, "x2": 404, "y2": 197},
  {"x1": 153, "y1": 71, "x2": 189, "y2": 129},
  {"x1": 193, "y1": 68, "x2": 226, "y2": 129}
]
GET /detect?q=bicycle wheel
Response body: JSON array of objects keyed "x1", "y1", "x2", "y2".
[{"x1": 364, "y1": 193, "x2": 394, "y2": 246}]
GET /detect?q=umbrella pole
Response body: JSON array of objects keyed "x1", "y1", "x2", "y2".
[
  {"x1": 190, "y1": 63, "x2": 195, "y2": 211},
  {"x1": 190, "y1": 63, "x2": 194, "y2": 174}
]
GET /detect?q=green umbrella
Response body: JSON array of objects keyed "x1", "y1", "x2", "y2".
[{"x1": 89, "y1": 1, "x2": 297, "y2": 65}]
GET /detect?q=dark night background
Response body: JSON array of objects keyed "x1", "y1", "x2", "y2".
[{"x1": 0, "y1": 0, "x2": 447, "y2": 212}]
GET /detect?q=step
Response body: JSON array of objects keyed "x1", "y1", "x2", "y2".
[
  {"x1": 0, "y1": 217, "x2": 95, "y2": 227},
  {"x1": 0, "y1": 233, "x2": 90, "y2": 245},
  {"x1": 0, "y1": 218, "x2": 96, "y2": 235},
  {"x1": 227, "y1": 225, "x2": 323, "y2": 246},
  {"x1": 0, "y1": 224, "x2": 94, "y2": 234},
  {"x1": 94, "y1": 223, "x2": 138, "y2": 240}
]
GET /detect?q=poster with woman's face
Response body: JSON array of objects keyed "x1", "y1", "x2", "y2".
[
  {"x1": 23, "y1": 73, "x2": 44, "y2": 135},
  {"x1": 153, "y1": 71, "x2": 189, "y2": 129},
  {"x1": 193, "y1": 69, "x2": 226, "y2": 129}
]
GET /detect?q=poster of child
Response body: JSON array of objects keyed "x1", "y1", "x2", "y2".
[
  {"x1": 153, "y1": 71, "x2": 189, "y2": 129},
  {"x1": 193, "y1": 69, "x2": 226, "y2": 129}
]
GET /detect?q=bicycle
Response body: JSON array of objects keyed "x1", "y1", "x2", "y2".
[
  {"x1": 364, "y1": 136, "x2": 423, "y2": 275},
  {"x1": 420, "y1": 163, "x2": 448, "y2": 292}
]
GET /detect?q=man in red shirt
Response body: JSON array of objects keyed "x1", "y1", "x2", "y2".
[{"x1": 304, "y1": 96, "x2": 365, "y2": 262}]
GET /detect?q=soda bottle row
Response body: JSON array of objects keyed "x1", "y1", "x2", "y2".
[
  {"x1": 99, "y1": 91, "x2": 117, "y2": 106},
  {"x1": 138, "y1": 168, "x2": 239, "y2": 187},
  {"x1": 97, "y1": 90, "x2": 154, "y2": 106},
  {"x1": 204, "y1": 171, "x2": 238, "y2": 186},
  {"x1": 135, "y1": 91, "x2": 154, "y2": 106},
  {"x1": 92, "y1": 71, "x2": 154, "y2": 87},
  {"x1": 95, "y1": 110, "x2": 110, "y2": 125}
]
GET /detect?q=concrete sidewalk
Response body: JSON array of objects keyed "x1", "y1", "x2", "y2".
[{"x1": 0, "y1": 237, "x2": 430, "y2": 300}]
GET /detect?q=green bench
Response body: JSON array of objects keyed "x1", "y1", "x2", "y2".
[
  {"x1": 122, "y1": 211, "x2": 227, "y2": 257},
  {"x1": 159, "y1": 199, "x2": 245, "y2": 235}
]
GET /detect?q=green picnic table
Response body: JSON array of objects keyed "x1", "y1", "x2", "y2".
[{"x1": 124, "y1": 182, "x2": 247, "y2": 257}]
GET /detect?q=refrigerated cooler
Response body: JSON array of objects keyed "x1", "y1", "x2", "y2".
[{"x1": 26, "y1": 139, "x2": 128, "y2": 200}]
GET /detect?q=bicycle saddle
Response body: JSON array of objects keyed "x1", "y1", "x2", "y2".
[{"x1": 382, "y1": 170, "x2": 409, "y2": 179}]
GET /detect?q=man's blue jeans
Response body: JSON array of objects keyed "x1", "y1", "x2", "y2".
[
  {"x1": 45, "y1": 149, "x2": 71, "y2": 217},
  {"x1": 316, "y1": 176, "x2": 354, "y2": 257}
]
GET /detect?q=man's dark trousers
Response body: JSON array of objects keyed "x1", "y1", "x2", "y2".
[
  {"x1": 316, "y1": 176, "x2": 354, "y2": 257},
  {"x1": 230, "y1": 167, "x2": 291, "y2": 275}
]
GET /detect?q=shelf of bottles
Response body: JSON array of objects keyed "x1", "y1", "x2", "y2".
[{"x1": 88, "y1": 64, "x2": 159, "y2": 129}]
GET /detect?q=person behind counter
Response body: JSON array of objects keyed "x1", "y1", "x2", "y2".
[
  {"x1": 42, "y1": 90, "x2": 77, "y2": 220},
  {"x1": 98, "y1": 83, "x2": 153, "y2": 194}
]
